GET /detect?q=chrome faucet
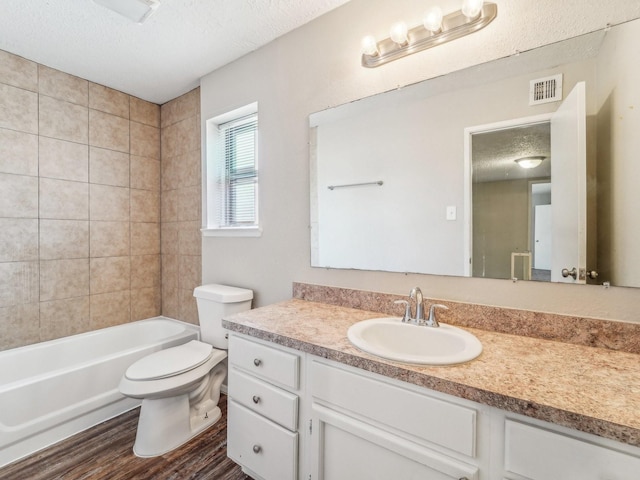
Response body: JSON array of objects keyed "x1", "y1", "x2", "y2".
[
  {"x1": 394, "y1": 287, "x2": 448, "y2": 327},
  {"x1": 410, "y1": 287, "x2": 425, "y2": 322}
]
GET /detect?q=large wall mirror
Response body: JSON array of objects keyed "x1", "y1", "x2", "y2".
[{"x1": 309, "y1": 18, "x2": 640, "y2": 289}]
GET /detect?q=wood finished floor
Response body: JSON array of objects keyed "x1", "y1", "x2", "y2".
[{"x1": 0, "y1": 394, "x2": 251, "y2": 480}]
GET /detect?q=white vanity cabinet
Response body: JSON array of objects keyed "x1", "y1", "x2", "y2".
[
  {"x1": 227, "y1": 334, "x2": 303, "y2": 480},
  {"x1": 500, "y1": 418, "x2": 640, "y2": 480},
  {"x1": 226, "y1": 332, "x2": 640, "y2": 480},
  {"x1": 308, "y1": 358, "x2": 484, "y2": 480}
]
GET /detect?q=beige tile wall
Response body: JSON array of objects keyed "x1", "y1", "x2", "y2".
[
  {"x1": 160, "y1": 89, "x2": 202, "y2": 325},
  {"x1": 0, "y1": 50, "x2": 162, "y2": 351}
]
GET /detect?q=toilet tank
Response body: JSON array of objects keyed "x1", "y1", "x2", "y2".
[{"x1": 193, "y1": 284, "x2": 253, "y2": 349}]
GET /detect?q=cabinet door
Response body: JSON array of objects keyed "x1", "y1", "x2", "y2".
[
  {"x1": 311, "y1": 359, "x2": 477, "y2": 457},
  {"x1": 505, "y1": 420, "x2": 640, "y2": 479},
  {"x1": 311, "y1": 403, "x2": 478, "y2": 480}
]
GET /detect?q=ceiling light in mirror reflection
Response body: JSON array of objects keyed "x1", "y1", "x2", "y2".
[
  {"x1": 471, "y1": 123, "x2": 551, "y2": 182},
  {"x1": 515, "y1": 156, "x2": 545, "y2": 169}
]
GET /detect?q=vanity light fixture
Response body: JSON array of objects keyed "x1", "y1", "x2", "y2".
[
  {"x1": 361, "y1": 1, "x2": 497, "y2": 68},
  {"x1": 93, "y1": 0, "x2": 160, "y2": 24},
  {"x1": 514, "y1": 156, "x2": 545, "y2": 169}
]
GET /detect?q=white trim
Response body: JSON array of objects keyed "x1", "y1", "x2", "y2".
[{"x1": 201, "y1": 227, "x2": 262, "y2": 238}]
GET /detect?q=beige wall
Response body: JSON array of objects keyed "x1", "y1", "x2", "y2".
[
  {"x1": 200, "y1": 0, "x2": 640, "y2": 322},
  {"x1": 596, "y1": 21, "x2": 640, "y2": 287},
  {"x1": 0, "y1": 50, "x2": 162, "y2": 351},
  {"x1": 160, "y1": 89, "x2": 202, "y2": 324},
  {"x1": 473, "y1": 179, "x2": 532, "y2": 280}
]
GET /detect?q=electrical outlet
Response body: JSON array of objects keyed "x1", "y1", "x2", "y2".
[{"x1": 446, "y1": 206, "x2": 457, "y2": 220}]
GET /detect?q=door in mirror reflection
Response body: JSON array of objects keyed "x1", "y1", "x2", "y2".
[
  {"x1": 468, "y1": 82, "x2": 586, "y2": 282},
  {"x1": 533, "y1": 199, "x2": 552, "y2": 271},
  {"x1": 549, "y1": 81, "x2": 587, "y2": 283}
]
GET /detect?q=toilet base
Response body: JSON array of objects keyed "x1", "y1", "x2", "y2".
[
  {"x1": 133, "y1": 395, "x2": 222, "y2": 458},
  {"x1": 130, "y1": 363, "x2": 227, "y2": 458}
]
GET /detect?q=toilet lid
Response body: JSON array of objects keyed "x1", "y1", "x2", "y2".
[{"x1": 125, "y1": 340, "x2": 214, "y2": 381}]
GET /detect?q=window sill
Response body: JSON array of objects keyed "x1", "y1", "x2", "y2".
[{"x1": 201, "y1": 226, "x2": 262, "y2": 238}]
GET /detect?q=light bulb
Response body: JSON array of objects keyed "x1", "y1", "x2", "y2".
[
  {"x1": 461, "y1": 0, "x2": 484, "y2": 19},
  {"x1": 389, "y1": 22, "x2": 409, "y2": 45},
  {"x1": 361, "y1": 35, "x2": 379, "y2": 56},
  {"x1": 423, "y1": 6, "x2": 443, "y2": 33}
]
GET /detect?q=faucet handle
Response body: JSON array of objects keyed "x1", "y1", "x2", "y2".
[
  {"x1": 426, "y1": 304, "x2": 449, "y2": 327},
  {"x1": 393, "y1": 300, "x2": 411, "y2": 322}
]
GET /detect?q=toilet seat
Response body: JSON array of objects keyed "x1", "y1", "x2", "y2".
[
  {"x1": 119, "y1": 341, "x2": 227, "y2": 399},
  {"x1": 126, "y1": 340, "x2": 213, "y2": 381}
]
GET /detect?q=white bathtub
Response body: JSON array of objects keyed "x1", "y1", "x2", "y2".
[{"x1": 0, "y1": 317, "x2": 199, "y2": 468}]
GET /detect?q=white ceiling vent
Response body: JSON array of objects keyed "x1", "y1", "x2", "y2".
[
  {"x1": 529, "y1": 74, "x2": 563, "y2": 105},
  {"x1": 93, "y1": 0, "x2": 160, "y2": 24}
]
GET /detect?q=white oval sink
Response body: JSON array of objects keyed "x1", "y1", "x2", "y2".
[{"x1": 347, "y1": 317, "x2": 482, "y2": 365}]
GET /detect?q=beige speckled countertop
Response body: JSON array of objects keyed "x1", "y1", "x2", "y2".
[{"x1": 222, "y1": 298, "x2": 640, "y2": 447}]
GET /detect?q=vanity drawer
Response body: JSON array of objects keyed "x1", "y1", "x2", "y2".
[
  {"x1": 311, "y1": 360, "x2": 477, "y2": 457},
  {"x1": 228, "y1": 400, "x2": 298, "y2": 480},
  {"x1": 505, "y1": 419, "x2": 640, "y2": 479},
  {"x1": 229, "y1": 334, "x2": 299, "y2": 390},
  {"x1": 229, "y1": 366, "x2": 298, "y2": 431}
]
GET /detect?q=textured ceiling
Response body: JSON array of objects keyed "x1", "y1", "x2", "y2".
[
  {"x1": 0, "y1": 0, "x2": 350, "y2": 104},
  {"x1": 472, "y1": 122, "x2": 551, "y2": 183}
]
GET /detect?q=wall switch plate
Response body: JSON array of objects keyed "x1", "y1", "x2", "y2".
[{"x1": 446, "y1": 206, "x2": 457, "y2": 220}]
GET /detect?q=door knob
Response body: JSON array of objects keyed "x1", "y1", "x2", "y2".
[
  {"x1": 586, "y1": 270, "x2": 599, "y2": 279},
  {"x1": 561, "y1": 267, "x2": 577, "y2": 279}
]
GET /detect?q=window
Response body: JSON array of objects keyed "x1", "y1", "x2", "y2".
[
  {"x1": 217, "y1": 114, "x2": 258, "y2": 226},
  {"x1": 204, "y1": 103, "x2": 260, "y2": 236}
]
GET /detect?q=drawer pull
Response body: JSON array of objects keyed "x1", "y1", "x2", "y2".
[
  {"x1": 253, "y1": 358, "x2": 262, "y2": 367},
  {"x1": 252, "y1": 395, "x2": 261, "y2": 404},
  {"x1": 252, "y1": 444, "x2": 262, "y2": 454}
]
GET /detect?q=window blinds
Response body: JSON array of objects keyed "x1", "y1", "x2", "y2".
[{"x1": 215, "y1": 114, "x2": 258, "y2": 227}]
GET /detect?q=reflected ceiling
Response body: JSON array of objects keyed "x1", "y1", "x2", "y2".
[{"x1": 472, "y1": 123, "x2": 551, "y2": 182}]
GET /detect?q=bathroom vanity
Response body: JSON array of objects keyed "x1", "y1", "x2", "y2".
[{"x1": 223, "y1": 296, "x2": 640, "y2": 480}]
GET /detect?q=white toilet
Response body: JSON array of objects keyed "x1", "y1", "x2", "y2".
[{"x1": 119, "y1": 284, "x2": 253, "y2": 457}]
